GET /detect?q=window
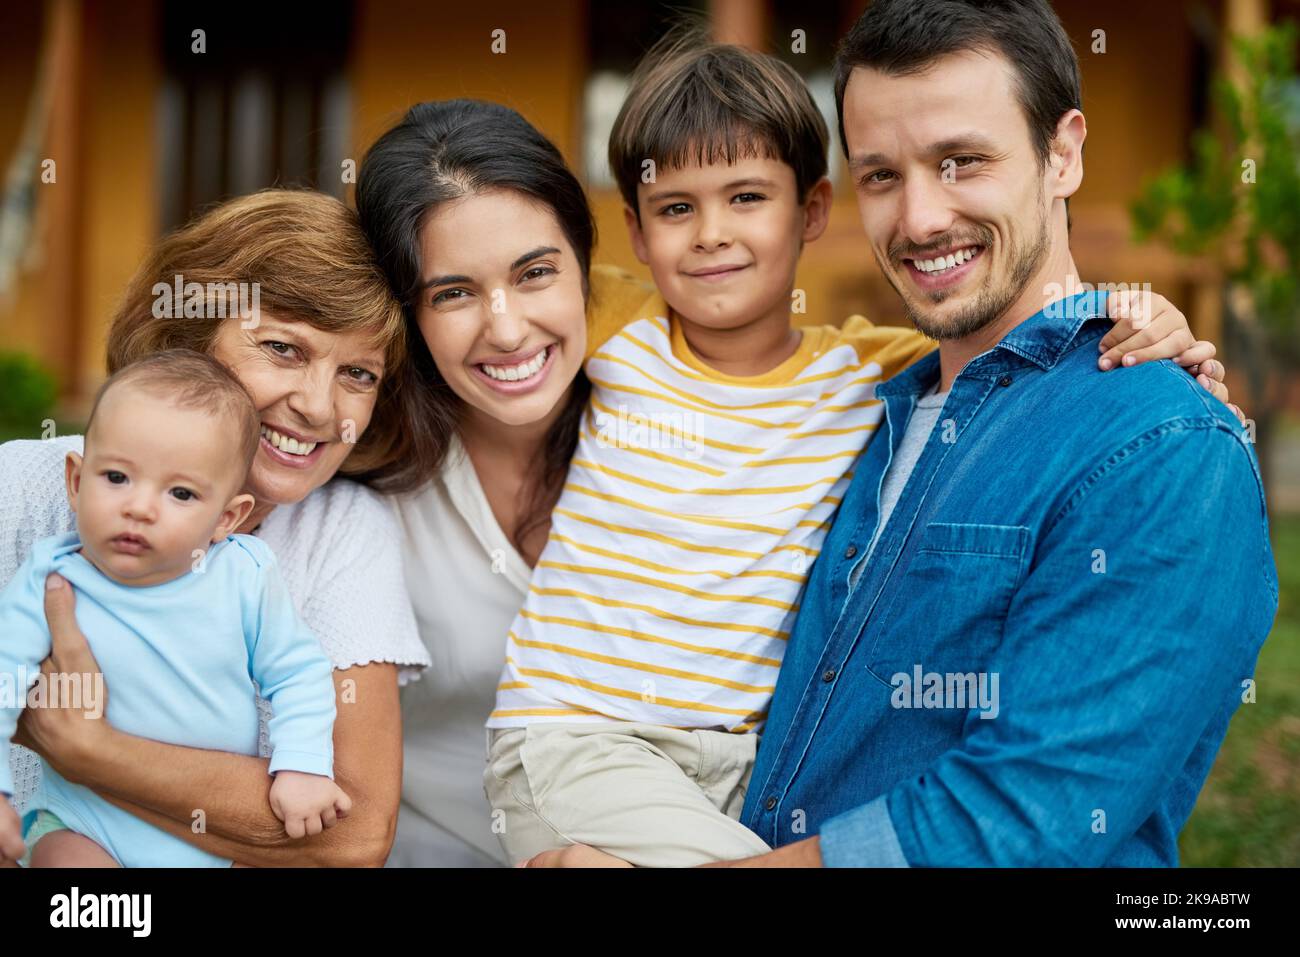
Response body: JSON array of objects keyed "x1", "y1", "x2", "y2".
[
  {"x1": 582, "y1": 1, "x2": 705, "y2": 189},
  {"x1": 156, "y1": 1, "x2": 353, "y2": 229}
]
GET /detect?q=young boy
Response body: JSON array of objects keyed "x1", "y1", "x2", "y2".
[
  {"x1": 484, "y1": 31, "x2": 1218, "y2": 866},
  {"x1": 0, "y1": 350, "x2": 347, "y2": 867}
]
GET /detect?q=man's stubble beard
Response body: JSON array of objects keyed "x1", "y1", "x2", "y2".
[{"x1": 881, "y1": 197, "x2": 1051, "y2": 342}]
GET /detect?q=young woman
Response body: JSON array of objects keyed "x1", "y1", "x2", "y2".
[{"x1": 357, "y1": 100, "x2": 606, "y2": 866}]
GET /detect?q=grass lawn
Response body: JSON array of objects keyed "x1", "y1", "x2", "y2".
[{"x1": 1180, "y1": 512, "x2": 1300, "y2": 866}]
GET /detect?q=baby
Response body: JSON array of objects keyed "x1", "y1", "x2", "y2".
[{"x1": 0, "y1": 349, "x2": 347, "y2": 867}]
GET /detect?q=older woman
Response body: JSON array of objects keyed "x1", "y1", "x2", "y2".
[{"x1": 1, "y1": 189, "x2": 431, "y2": 867}]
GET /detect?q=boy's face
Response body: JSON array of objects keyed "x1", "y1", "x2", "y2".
[
  {"x1": 843, "y1": 49, "x2": 1082, "y2": 340},
  {"x1": 628, "y1": 154, "x2": 825, "y2": 330},
  {"x1": 66, "y1": 385, "x2": 255, "y2": 587}
]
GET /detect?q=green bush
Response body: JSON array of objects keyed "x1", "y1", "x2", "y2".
[{"x1": 0, "y1": 352, "x2": 58, "y2": 431}]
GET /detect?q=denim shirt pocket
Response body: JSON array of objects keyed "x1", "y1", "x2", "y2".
[{"x1": 864, "y1": 522, "x2": 1030, "y2": 685}]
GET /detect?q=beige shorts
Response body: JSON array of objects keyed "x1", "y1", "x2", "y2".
[{"x1": 483, "y1": 721, "x2": 772, "y2": 867}]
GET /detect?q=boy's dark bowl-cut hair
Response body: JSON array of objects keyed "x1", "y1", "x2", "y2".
[
  {"x1": 608, "y1": 23, "x2": 829, "y2": 216},
  {"x1": 832, "y1": 0, "x2": 1082, "y2": 166}
]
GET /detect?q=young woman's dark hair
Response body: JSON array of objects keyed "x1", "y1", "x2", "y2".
[{"x1": 353, "y1": 99, "x2": 595, "y2": 554}]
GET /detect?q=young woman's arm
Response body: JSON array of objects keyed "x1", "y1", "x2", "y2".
[{"x1": 15, "y1": 578, "x2": 403, "y2": 867}]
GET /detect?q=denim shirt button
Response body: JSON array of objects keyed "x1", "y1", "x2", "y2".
[
  {"x1": 999, "y1": 375, "x2": 1013, "y2": 387},
  {"x1": 822, "y1": 669, "x2": 836, "y2": 683},
  {"x1": 765, "y1": 796, "x2": 777, "y2": 811},
  {"x1": 844, "y1": 545, "x2": 857, "y2": 559}
]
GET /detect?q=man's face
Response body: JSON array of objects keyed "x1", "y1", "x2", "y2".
[{"x1": 843, "y1": 50, "x2": 1055, "y2": 339}]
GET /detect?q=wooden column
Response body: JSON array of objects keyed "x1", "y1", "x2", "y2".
[
  {"x1": 40, "y1": 0, "x2": 85, "y2": 400},
  {"x1": 1200, "y1": 0, "x2": 1270, "y2": 347},
  {"x1": 709, "y1": 0, "x2": 768, "y2": 50}
]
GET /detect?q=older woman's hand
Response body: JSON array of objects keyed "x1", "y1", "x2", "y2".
[{"x1": 12, "y1": 574, "x2": 114, "y2": 780}]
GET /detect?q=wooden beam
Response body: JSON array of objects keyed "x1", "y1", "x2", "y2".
[
  {"x1": 41, "y1": 0, "x2": 85, "y2": 399},
  {"x1": 710, "y1": 0, "x2": 768, "y2": 50}
]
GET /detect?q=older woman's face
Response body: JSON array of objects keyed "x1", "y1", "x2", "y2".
[{"x1": 210, "y1": 315, "x2": 386, "y2": 506}]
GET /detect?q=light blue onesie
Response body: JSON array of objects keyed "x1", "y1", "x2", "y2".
[{"x1": 0, "y1": 531, "x2": 336, "y2": 867}]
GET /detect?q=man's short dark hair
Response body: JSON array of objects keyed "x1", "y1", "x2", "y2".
[{"x1": 832, "y1": 0, "x2": 1082, "y2": 164}]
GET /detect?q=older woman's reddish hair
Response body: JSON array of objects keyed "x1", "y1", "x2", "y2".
[{"x1": 105, "y1": 189, "x2": 408, "y2": 479}]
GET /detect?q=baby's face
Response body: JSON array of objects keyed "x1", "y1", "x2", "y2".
[{"x1": 68, "y1": 386, "x2": 250, "y2": 587}]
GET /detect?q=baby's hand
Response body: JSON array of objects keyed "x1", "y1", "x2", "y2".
[
  {"x1": 268, "y1": 771, "x2": 352, "y2": 839},
  {"x1": 0, "y1": 797, "x2": 26, "y2": 866}
]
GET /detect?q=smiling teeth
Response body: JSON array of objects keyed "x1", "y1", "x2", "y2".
[
  {"x1": 481, "y1": 347, "x2": 549, "y2": 382},
  {"x1": 913, "y1": 246, "x2": 979, "y2": 274},
  {"x1": 261, "y1": 426, "x2": 317, "y2": 456}
]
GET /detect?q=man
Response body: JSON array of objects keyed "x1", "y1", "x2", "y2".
[
  {"x1": 531, "y1": 0, "x2": 1277, "y2": 867},
  {"x1": 736, "y1": 0, "x2": 1277, "y2": 867}
]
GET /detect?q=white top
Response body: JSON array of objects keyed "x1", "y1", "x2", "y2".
[
  {"x1": 0, "y1": 435, "x2": 432, "y2": 816},
  {"x1": 863, "y1": 382, "x2": 949, "y2": 565},
  {"x1": 386, "y1": 435, "x2": 529, "y2": 867}
]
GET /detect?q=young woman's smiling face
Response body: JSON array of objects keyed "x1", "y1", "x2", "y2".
[{"x1": 415, "y1": 188, "x2": 587, "y2": 429}]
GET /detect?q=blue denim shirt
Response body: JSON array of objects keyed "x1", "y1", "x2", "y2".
[{"x1": 741, "y1": 291, "x2": 1278, "y2": 866}]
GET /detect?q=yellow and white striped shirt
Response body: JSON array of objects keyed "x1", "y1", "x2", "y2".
[{"x1": 487, "y1": 266, "x2": 935, "y2": 734}]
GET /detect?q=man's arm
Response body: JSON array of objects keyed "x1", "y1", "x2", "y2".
[{"x1": 815, "y1": 417, "x2": 1276, "y2": 867}]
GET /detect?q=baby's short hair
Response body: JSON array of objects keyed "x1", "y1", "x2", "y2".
[
  {"x1": 85, "y1": 350, "x2": 261, "y2": 477},
  {"x1": 608, "y1": 23, "x2": 829, "y2": 215}
]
